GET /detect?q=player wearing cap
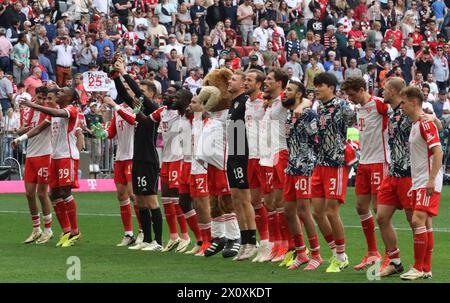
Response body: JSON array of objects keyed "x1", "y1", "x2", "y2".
[
  {"x1": 18, "y1": 87, "x2": 53, "y2": 244},
  {"x1": 14, "y1": 87, "x2": 82, "y2": 247},
  {"x1": 311, "y1": 72, "x2": 356, "y2": 273},
  {"x1": 341, "y1": 77, "x2": 390, "y2": 270},
  {"x1": 399, "y1": 86, "x2": 444, "y2": 281}
]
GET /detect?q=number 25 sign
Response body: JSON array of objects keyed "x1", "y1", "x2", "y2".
[{"x1": 82, "y1": 71, "x2": 110, "y2": 92}]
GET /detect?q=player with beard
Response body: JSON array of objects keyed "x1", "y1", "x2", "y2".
[
  {"x1": 311, "y1": 72, "x2": 356, "y2": 273},
  {"x1": 18, "y1": 87, "x2": 53, "y2": 244},
  {"x1": 226, "y1": 71, "x2": 258, "y2": 261},
  {"x1": 282, "y1": 81, "x2": 323, "y2": 271},
  {"x1": 243, "y1": 70, "x2": 270, "y2": 262}
]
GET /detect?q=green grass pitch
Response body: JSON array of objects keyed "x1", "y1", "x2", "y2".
[{"x1": 0, "y1": 188, "x2": 449, "y2": 283}]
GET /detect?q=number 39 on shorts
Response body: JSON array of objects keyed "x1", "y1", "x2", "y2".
[{"x1": 58, "y1": 168, "x2": 69, "y2": 179}]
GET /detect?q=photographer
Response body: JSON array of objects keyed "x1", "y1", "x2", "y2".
[{"x1": 77, "y1": 35, "x2": 98, "y2": 73}]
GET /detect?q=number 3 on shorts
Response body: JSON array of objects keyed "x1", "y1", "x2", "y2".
[{"x1": 329, "y1": 178, "x2": 337, "y2": 191}]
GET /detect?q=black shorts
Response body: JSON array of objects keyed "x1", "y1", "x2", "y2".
[
  {"x1": 226, "y1": 156, "x2": 249, "y2": 189},
  {"x1": 132, "y1": 160, "x2": 159, "y2": 196}
]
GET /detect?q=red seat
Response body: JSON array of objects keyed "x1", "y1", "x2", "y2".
[
  {"x1": 244, "y1": 46, "x2": 253, "y2": 56},
  {"x1": 234, "y1": 46, "x2": 245, "y2": 58}
]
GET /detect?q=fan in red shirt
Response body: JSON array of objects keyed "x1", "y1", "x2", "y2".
[
  {"x1": 348, "y1": 21, "x2": 364, "y2": 50},
  {"x1": 409, "y1": 26, "x2": 424, "y2": 53},
  {"x1": 384, "y1": 21, "x2": 403, "y2": 51},
  {"x1": 354, "y1": 0, "x2": 369, "y2": 22}
]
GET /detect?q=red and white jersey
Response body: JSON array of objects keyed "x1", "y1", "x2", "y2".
[
  {"x1": 259, "y1": 106, "x2": 274, "y2": 167},
  {"x1": 355, "y1": 96, "x2": 390, "y2": 165},
  {"x1": 409, "y1": 117, "x2": 443, "y2": 192},
  {"x1": 123, "y1": 31, "x2": 139, "y2": 46},
  {"x1": 46, "y1": 105, "x2": 79, "y2": 160},
  {"x1": 107, "y1": 104, "x2": 135, "y2": 161},
  {"x1": 338, "y1": 16, "x2": 353, "y2": 33},
  {"x1": 197, "y1": 109, "x2": 228, "y2": 170},
  {"x1": 180, "y1": 115, "x2": 192, "y2": 163},
  {"x1": 151, "y1": 106, "x2": 183, "y2": 162},
  {"x1": 191, "y1": 114, "x2": 207, "y2": 175},
  {"x1": 21, "y1": 107, "x2": 51, "y2": 157},
  {"x1": 270, "y1": 96, "x2": 288, "y2": 154},
  {"x1": 245, "y1": 96, "x2": 265, "y2": 159}
]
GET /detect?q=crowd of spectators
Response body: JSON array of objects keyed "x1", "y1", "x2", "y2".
[{"x1": 0, "y1": 0, "x2": 450, "y2": 168}]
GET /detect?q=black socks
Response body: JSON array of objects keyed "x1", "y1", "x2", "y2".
[
  {"x1": 150, "y1": 208, "x2": 163, "y2": 245},
  {"x1": 139, "y1": 208, "x2": 152, "y2": 243}
]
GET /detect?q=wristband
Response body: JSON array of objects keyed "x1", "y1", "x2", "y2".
[
  {"x1": 17, "y1": 134, "x2": 28, "y2": 142},
  {"x1": 114, "y1": 105, "x2": 121, "y2": 111}
]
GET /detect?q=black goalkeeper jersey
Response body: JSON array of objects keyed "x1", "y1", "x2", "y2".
[{"x1": 114, "y1": 75, "x2": 160, "y2": 163}]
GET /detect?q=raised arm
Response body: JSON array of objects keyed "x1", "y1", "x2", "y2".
[{"x1": 20, "y1": 100, "x2": 71, "y2": 118}]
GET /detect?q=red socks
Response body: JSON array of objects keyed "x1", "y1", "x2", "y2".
[
  {"x1": 308, "y1": 235, "x2": 321, "y2": 257},
  {"x1": 254, "y1": 204, "x2": 269, "y2": 241},
  {"x1": 413, "y1": 226, "x2": 428, "y2": 272},
  {"x1": 360, "y1": 212, "x2": 378, "y2": 254},
  {"x1": 184, "y1": 209, "x2": 202, "y2": 242},
  {"x1": 119, "y1": 199, "x2": 133, "y2": 234},
  {"x1": 53, "y1": 198, "x2": 71, "y2": 234},
  {"x1": 293, "y1": 233, "x2": 306, "y2": 254},
  {"x1": 423, "y1": 228, "x2": 434, "y2": 272},
  {"x1": 268, "y1": 211, "x2": 281, "y2": 244},
  {"x1": 133, "y1": 204, "x2": 142, "y2": 230},
  {"x1": 162, "y1": 198, "x2": 178, "y2": 239},
  {"x1": 64, "y1": 196, "x2": 78, "y2": 235},
  {"x1": 277, "y1": 208, "x2": 294, "y2": 249},
  {"x1": 199, "y1": 223, "x2": 211, "y2": 243},
  {"x1": 174, "y1": 200, "x2": 189, "y2": 239}
]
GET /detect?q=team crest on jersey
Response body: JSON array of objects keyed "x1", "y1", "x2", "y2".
[{"x1": 426, "y1": 133, "x2": 435, "y2": 142}]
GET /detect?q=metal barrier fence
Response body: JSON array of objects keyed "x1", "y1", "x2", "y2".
[{"x1": 0, "y1": 131, "x2": 116, "y2": 180}]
